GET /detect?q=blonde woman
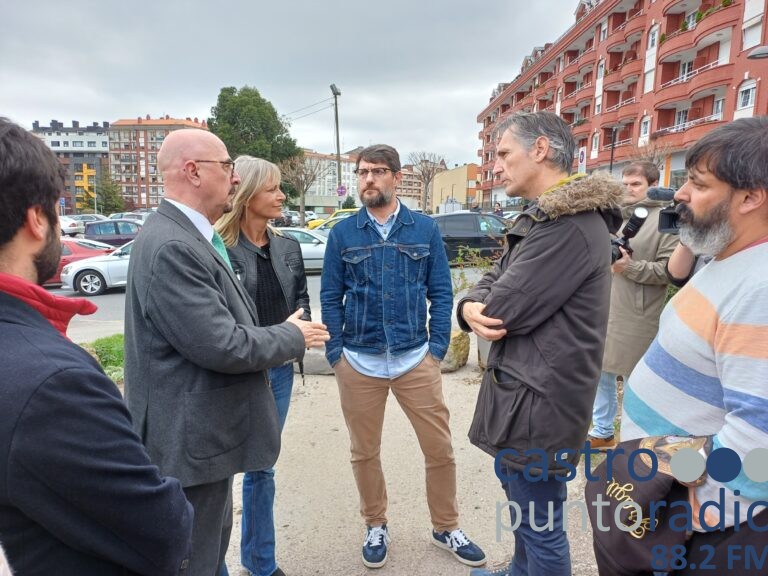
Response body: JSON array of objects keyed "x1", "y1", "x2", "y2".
[{"x1": 216, "y1": 156, "x2": 311, "y2": 576}]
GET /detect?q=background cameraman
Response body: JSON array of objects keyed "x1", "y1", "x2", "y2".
[{"x1": 588, "y1": 161, "x2": 679, "y2": 449}]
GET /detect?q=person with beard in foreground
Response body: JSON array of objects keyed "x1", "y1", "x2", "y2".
[
  {"x1": 0, "y1": 117, "x2": 193, "y2": 575},
  {"x1": 320, "y1": 145, "x2": 486, "y2": 569},
  {"x1": 124, "y1": 129, "x2": 328, "y2": 576},
  {"x1": 601, "y1": 117, "x2": 768, "y2": 574}
]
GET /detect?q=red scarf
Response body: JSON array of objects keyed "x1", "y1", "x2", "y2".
[{"x1": 0, "y1": 272, "x2": 97, "y2": 337}]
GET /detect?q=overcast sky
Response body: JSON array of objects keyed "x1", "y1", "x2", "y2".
[{"x1": 1, "y1": 1, "x2": 576, "y2": 166}]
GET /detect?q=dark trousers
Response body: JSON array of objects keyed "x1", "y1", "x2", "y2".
[{"x1": 184, "y1": 477, "x2": 234, "y2": 576}]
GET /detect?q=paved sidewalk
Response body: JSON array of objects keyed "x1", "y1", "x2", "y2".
[{"x1": 225, "y1": 342, "x2": 600, "y2": 576}]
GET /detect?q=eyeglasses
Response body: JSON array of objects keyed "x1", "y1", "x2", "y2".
[
  {"x1": 353, "y1": 167, "x2": 394, "y2": 178},
  {"x1": 194, "y1": 159, "x2": 236, "y2": 176}
]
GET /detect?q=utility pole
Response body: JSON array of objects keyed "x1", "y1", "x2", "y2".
[{"x1": 330, "y1": 84, "x2": 342, "y2": 209}]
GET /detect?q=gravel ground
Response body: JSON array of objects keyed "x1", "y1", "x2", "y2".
[{"x1": 224, "y1": 340, "x2": 600, "y2": 576}]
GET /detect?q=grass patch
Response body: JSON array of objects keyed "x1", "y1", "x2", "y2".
[{"x1": 90, "y1": 334, "x2": 124, "y2": 368}]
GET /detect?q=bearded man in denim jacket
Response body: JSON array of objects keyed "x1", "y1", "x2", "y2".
[{"x1": 320, "y1": 144, "x2": 486, "y2": 570}]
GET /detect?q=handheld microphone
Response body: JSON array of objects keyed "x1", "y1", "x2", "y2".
[{"x1": 646, "y1": 186, "x2": 676, "y2": 202}]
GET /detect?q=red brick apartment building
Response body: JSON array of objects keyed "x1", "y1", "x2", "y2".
[{"x1": 477, "y1": 0, "x2": 768, "y2": 200}]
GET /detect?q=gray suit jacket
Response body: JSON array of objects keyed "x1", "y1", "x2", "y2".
[{"x1": 124, "y1": 200, "x2": 305, "y2": 487}]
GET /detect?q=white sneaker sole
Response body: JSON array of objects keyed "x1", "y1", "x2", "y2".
[
  {"x1": 431, "y1": 534, "x2": 487, "y2": 567},
  {"x1": 362, "y1": 555, "x2": 388, "y2": 569}
]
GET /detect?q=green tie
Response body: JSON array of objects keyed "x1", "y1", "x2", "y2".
[{"x1": 211, "y1": 231, "x2": 233, "y2": 270}]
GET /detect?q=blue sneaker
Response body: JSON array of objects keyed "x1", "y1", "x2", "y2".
[
  {"x1": 362, "y1": 524, "x2": 390, "y2": 568},
  {"x1": 431, "y1": 528, "x2": 486, "y2": 567}
]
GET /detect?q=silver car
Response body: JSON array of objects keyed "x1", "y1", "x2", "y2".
[
  {"x1": 61, "y1": 241, "x2": 133, "y2": 295},
  {"x1": 276, "y1": 228, "x2": 327, "y2": 272}
]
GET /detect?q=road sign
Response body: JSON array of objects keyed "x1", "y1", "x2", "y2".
[
  {"x1": 60, "y1": 197, "x2": 66, "y2": 206},
  {"x1": 578, "y1": 146, "x2": 587, "y2": 174},
  {"x1": 337, "y1": 185, "x2": 346, "y2": 196}
]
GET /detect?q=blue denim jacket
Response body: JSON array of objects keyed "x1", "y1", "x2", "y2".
[{"x1": 320, "y1": 204, "x2": 453, "y2": 367}]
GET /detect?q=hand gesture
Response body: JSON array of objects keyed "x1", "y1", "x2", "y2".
[{"x1": 285, "y1": 308, "x2": 330, "y2": 348}]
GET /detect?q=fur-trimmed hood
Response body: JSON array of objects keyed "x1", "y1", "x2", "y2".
[{"x1": 538, "y1": 172, "x2": 623, "y2": 217}]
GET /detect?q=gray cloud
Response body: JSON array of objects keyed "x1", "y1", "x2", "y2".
[{"x1": 1, "y1": 0, "x2": 576, "y2": 164}]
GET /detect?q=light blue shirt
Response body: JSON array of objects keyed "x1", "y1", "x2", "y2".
[{"x1": 343, "y1": 201, "x2": 429, "y2": 378}]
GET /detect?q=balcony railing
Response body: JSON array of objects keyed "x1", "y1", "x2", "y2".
[
  {"x1": 613, "y1": 9, "x2": 644, "y2": 33},
  {"x1": 604, "y1": 96, "x2": 636, "y2": 113},
  {"x1": 659, "y1": 59, "x2": 724, "y2": 90},
  {"x1": 602, "y1": 138, "x2": 632, "y2": 151},
  {"x1": 565, "y1": 81, "x2": 593, "y2": 100},
  {"x1": 653, "y1": 113, "x2": 722, "y2": 136}
]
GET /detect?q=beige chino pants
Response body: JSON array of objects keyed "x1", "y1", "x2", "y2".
[{"x1": 334, "y1": 353, "x2": 459, "y2": 532}]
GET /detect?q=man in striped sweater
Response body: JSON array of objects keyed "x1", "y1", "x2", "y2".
[{"x1": 618, "y1": 117, "x2": 768, "y2": 572}]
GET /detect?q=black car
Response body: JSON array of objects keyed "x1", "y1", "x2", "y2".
[{"x1": 432, "y1": 211, "x2": 508, "y2": 263}]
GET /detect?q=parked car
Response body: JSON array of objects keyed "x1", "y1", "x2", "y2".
[
  {"x1": 312, "y1": 215, "x2": 352, "y2": 237},
  {"x1": 70, "y1": 213, "x2": 109, "y2": 224},
  {"x1": 304, "y1": 210, "x2": 317, "y2": 222},
  {"x1": 108, "y1": 212, "x2": 132, "y2": 220},
  {"x1": 44, "y1": 237, "x2": 114, "y2": 286},
  {"x1": 84, "y1": 219, "x2": 142, "y2": 246},
  {"x1": 276, "y1": 228, "x2": 327, "y2": 272},
  {"x1": 59, "y1": 215, "x2": 84, "y2": 236},
  {"x1": 431, "y1": 211, "x2": 509, "y2": 263},
  {"x1": 502, "y1": 210, "x2": 522, "y2": 222},
  {"x1": 272, "y1": 210, "x2": 293, "y2": 227},
  {"x1": 286, "y1": 210, "x2": 300, "y2": 226},
  {"x1": 61, "y1": 241, "x2": 133, "y2": 296},
  {"x1": 307, "y1": 208, "x2": 358, "y2": 229}
]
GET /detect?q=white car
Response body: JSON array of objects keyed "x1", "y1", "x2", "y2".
[
  {"x1": 276, "y1": 228, "x2": 326, "y2": 272},
  {"x1": 61, "y1": 241, "x2": 133, "y2": 296},
  {"x1": 59, "y1": 215, "x2": 84, "y2": 236},
  {"x1": 304, "y1": 210, "x2": 317, "y2": 222}
]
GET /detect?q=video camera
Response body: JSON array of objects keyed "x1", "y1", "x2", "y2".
[
  {"x1": 611, "y1": 207, "x2": 648, "y2": 263},
  {"x1": 647, "y1": 186, "x2": 680, "y2": 235}
]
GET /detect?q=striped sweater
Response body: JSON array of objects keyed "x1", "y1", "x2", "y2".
[{"x1": 623, "y1": 241, "x2": 768, "y2": 528}]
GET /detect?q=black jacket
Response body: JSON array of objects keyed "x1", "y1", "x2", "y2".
[
  {"x1": 0, "y1": 291, "x2": 192, "y2": 575},
  {"x1": 227, "y1": 229, "x2": 311, "y2": 322},
  {"x1": 458, "y1": 173, "x2": 623, "y2": 477}
]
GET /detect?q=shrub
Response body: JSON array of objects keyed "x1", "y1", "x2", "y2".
[
  {"x1": 680, "y1": 20, "x2": 689, "y2": 32},
  {"x1": 695, "y1": 11, "x2": 704, "y2": 23},
  {"x1": 659, "y1": 33, "x2": 667, "y2": 45},
  {"x1": 90, "y1": 334, "x2": 124, "y2": 368},
  {"x1": 722, "y1": 0, "x2": 732, "y2": 7}
]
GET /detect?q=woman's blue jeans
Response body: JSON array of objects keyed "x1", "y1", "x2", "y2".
[{"x1": 240, "y1": 363, "x2": 294, "y2": 576}]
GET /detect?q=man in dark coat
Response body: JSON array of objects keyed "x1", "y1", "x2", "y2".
[
  {"x1": 0, "y1": 117, "x2": 193, "y2": 576},
  {"x1": 457, "y1": 112, "x2": 622, "y2": 576},
  {"x1": 124, "y1": 128, "x2": 328, "y2": 576}
]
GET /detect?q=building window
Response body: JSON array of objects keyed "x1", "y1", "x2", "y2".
[
  {"x1": 640, "y1": 117, "x2": 651, "y2": 137},
  {"x1": 73, "y1": 141, "x2": 83, "y2": 148},
  {"x1": 51, "y1": 141, "x2": 60, "y2": 146},
  {"x1": 102, "y1": 141, "x2": 107, "y2": 147},
  {"x1": 591, "y1": 132, "x2": 600, "y2": 151},
  {"x1": 644, "y1": 70, "x2": 655, "y2": 93},
  {"x1": 597, "y1": 60, "x2": 605, "y2": 78},
  {"x1": 675, "y1": 109, "x2": 689, "y2": 126},
  {"x1": 685, "y1": 11, "x2": 698, "y2": 30},
  {"x1": 63, "y1": 141, "x2": 69, "y2": 147},
  {"x1": 680, "y1": 60, "x2": 694, "y2": 81},
  {"x1": 713, "y1": 98, "x2": 724, "y2": 119},
  {"x1": 648, "y1": 28, "x2": 658, "y2": 49},
  {"x1": 600, "y1": 22, "x2": 608, "y2": 42},
  {"x1": 87, "y1": 141, "x2": 96, "y2": 147},
  {"x1": 738, "y1": 83, "x2": 756, "y2": 109},
  {"x1": 743, "y1": 22, "x2": 761, "y2": 50}
]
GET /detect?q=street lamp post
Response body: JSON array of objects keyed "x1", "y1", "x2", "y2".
[
  {"x1": 330, "y1": 84, "x2": 342, "y2": 209},
  {"x1": 608, "y1": 127, "x2": 618, "y2": 175}
]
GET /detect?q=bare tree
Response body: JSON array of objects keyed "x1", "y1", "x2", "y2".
[
  {"x1": 407, "y1": 152, "x2": 446, "y2": 212},
  {"x1": 279, "y1": 154, "x2": 330, "y2": 226},
  {"x1": 629, "y1": 140, "x2": 674, "y2": 169}
]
